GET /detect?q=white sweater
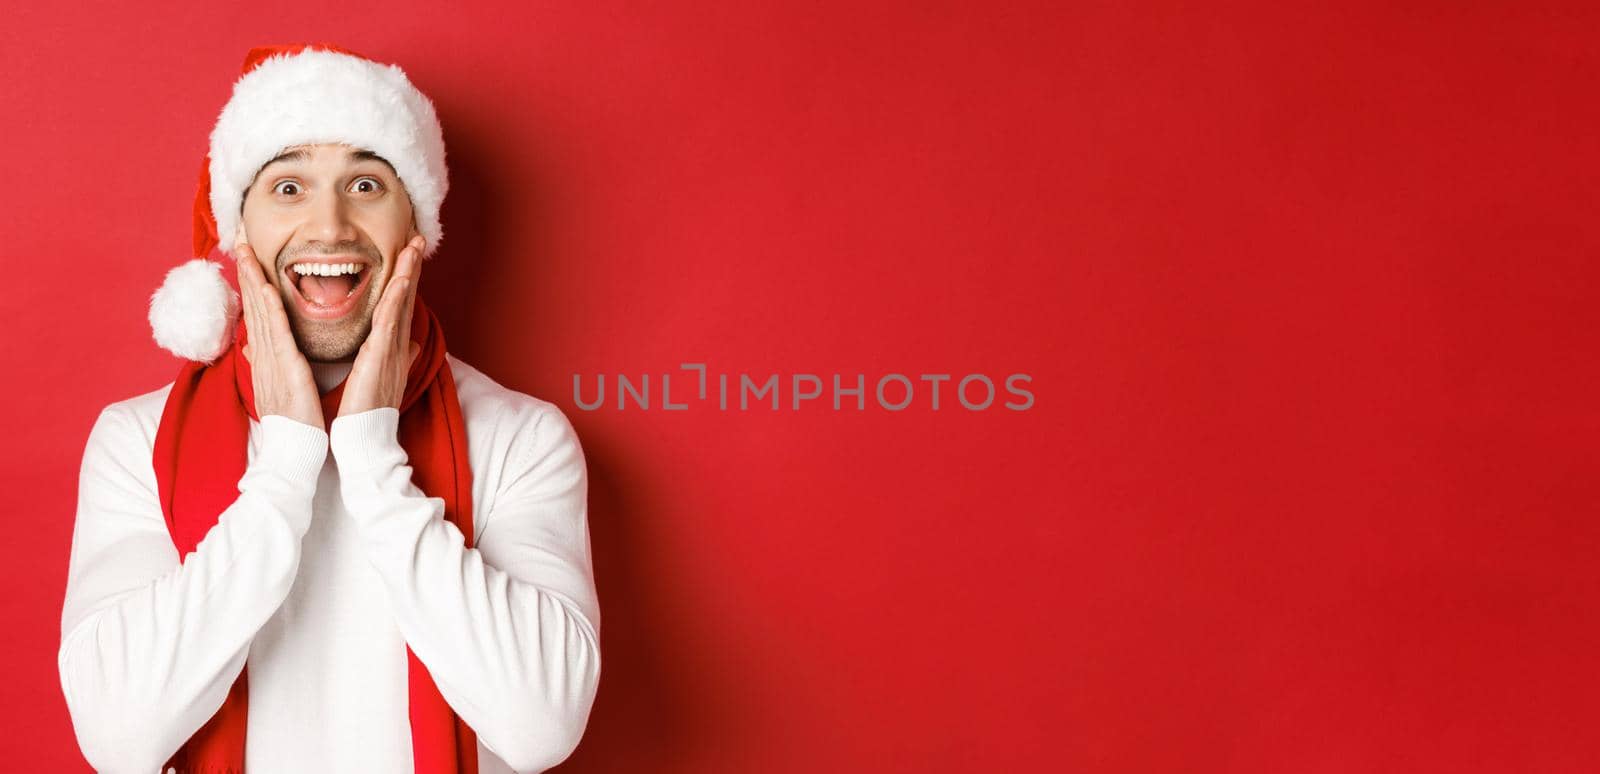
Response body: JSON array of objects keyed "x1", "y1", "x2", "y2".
[{"x1": 58, "y1": 355, "x2": 602, "y2": 774}]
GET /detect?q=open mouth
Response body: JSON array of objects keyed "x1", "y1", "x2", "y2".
[{"x1": 284, "y1": 257, "x2": 376, "y2": 320}]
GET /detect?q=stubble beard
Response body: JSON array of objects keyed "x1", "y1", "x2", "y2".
[{"x1": 271, "y1": 274, "x2": 383, "y2": 363}]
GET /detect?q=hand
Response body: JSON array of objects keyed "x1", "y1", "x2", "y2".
[
  {"x1": 234, "y1": 235, "x2": 325, "y2": 428},
  {"x1": 338, "y1": 235, "x2": 425, "y2": 418}
]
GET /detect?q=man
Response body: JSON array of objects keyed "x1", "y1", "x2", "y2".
[{"x1": 57, "y1": 44, "x2": 601, "y2": 774}]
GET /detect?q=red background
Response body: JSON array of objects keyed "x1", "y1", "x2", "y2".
[{"x1": 3, "y1": 2, "x2": 1597, "y2": 771}]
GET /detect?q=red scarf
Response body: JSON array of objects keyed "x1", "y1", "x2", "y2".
[{"x1": 152, "y1": 295, "x2": 478, "y2": 773}]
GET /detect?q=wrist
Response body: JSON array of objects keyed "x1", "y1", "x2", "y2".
[
  {"x1": 329, "y1": 407, "x2": 406, "y2": 476},
  {"x1": 248, "y1": 414, "x2": 330, "y2": 491}
]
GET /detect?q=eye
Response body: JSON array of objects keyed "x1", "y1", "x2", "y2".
[
  {"x1": 350, "y1": 176, "x2": 384, "y2": 194},
  {"x1": 272, "y1": 180, "x2": 302, "y2": 196}
]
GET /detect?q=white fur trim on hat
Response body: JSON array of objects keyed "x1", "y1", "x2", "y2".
[
  {"x1": 149, "y1": 259, "x2": 240, "y2": 363},
  {"x1": 208, "y1": 48, "x2": 449, "y2": 261}
]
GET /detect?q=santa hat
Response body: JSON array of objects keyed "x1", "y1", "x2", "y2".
[{"x1": 149, "y1": 43, "x2": 449, "y2": 362}]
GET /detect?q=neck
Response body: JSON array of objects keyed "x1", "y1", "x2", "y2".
[{"x1": 308, "y1": 360, "x2": 354, "y2": 394}]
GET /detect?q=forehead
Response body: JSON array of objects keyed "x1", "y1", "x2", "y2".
[{"x1": 257, "y1": 144, "x2": 397, "y2": 175}]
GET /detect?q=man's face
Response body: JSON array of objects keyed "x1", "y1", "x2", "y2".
[{"x1": 239, "y1": 142, "x2": 419, "y2": 362}]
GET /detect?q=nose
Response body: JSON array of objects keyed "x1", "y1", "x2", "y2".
[{"x1": 303, "y1": 186, "x2": 361, "y2": 246}]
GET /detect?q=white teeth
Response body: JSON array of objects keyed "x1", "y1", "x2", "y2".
[{"x1": 291, "y1": 262, "x2": 362, "y2": 276}]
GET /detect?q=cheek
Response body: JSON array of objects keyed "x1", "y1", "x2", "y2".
[
  {"x1": 258, "y1": 253, "x2": 288, "y2": 286},
  {"x1": 366, "y1": 202, "x2": 413, "y2": 239},
  {"x1": 239, "y1": 217, "x2": 289, "y2": 272}
]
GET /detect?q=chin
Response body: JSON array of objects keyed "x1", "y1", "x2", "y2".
[{"x1": 292, "y1": 318, "x2": 371, "y2": 363}]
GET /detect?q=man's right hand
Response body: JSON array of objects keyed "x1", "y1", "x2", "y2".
[{"x1": 234, "y1": 237, "x2": 325, "y2": 429}]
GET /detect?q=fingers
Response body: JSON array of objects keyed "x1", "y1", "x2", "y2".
[
  {"x1": 230, "y1": 238, "x2": 321, "y2": 425},
  {"x1": 239, "y1": 246, "x2": 278, "y2": 355},
  {"x1": 393, "y1": 283, "x2": 416, "y2": 352},
  {"x1": 400, "y1": 234, "x2": 424, "y2": 280},
  {"x1": 397, "y1": 235, "x2": 423, "y2": 341},
  {"x1": 374, "y1": 236, "x2": 425, "y2": 346},
  {"x1": 372, "y1": 270, "x2": 408, "y2": 345},
  {"x1": 387, "y1": 238, "x2": 423, "y2": 335},
  {"x1": 258, "y1": 283, "x2": 299, "y2": 356},
  {"x1": 236, "y1": 242, "x2": 304, "y2": 358},
  {"x1": 392, "y1": 236, "x2": 423, "y2": 354},
  {"x1": 336, "y1": 238, "x2": 426, "y2": 417},
  {"x1": 234, "y1": 243, "x2": 265, "y2": 360},
  {"x1": 234, "y1": 242, "x2": 302, "y2": 366}
]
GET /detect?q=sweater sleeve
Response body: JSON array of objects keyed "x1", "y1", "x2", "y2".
[
  {"x1": 328, "y1": 404, "x2": 601, "y2": 774},
  {"x1": 57, "y1": 405, "x2": 328, "y2": 774}
]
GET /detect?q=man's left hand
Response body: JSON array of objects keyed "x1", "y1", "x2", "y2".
[{"x1": 338, "y1": 235, "x2": 426, "y2": 417}]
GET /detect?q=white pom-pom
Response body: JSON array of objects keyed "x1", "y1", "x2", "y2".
[{"x1": 148, "y1": 259, "x2": 239, "y2": 362}]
